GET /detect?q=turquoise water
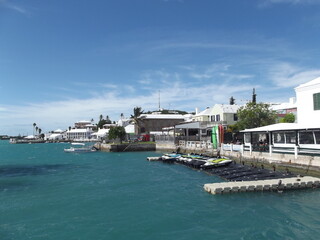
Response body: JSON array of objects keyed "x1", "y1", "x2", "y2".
[{"x1": 1, "y1": 141, "x2": 320, "y2": 240}]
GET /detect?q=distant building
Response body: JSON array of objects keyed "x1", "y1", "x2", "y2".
[
  {"x1": 137, "y1": 113, "x2": 192, "y2": 135},
  {"x1": 271, "y1": 97, "x2": 297, "y2": 121},
  {"x1": 66, "y1": 128, "x2": 93, "y2": 141},
  {"x1": 193, "y1": 104, "x2": 240, "y2": 126},
  {"x1": 74, "y1": 120, "x2": 96, "y2": 130}
]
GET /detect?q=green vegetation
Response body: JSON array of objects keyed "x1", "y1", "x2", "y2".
[
  {"x1": 108, "y1": 126, "x2": 126, "y2": 143},
  {"x1": 279, "y1": 113, "x2": 295, "y2": 123},
  {"x1": 235, "y1": 102, "x2": 277, "y2": 130}
]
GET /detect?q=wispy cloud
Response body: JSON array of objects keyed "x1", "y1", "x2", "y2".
[
  {"x1": 0, "y1": 74, "x2": 255, "y2": 135},
  {"x1": 260, "y1": 0, "x2": 320, "y2": 7},
  {"x1": 0, "y1": 0, "x2": 29, "y2": 15},
  {"x1": 269, "y1": 62, "x2": 320, "y2": 88}
]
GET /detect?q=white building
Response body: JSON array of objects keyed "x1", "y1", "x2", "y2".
[
  {"x1": 91, "y1": 128, "x2": 110, "y2": 141},
  {"x1": 235, "y1": 76, "x2": 320, "y2": 163},
  {"x1": 66, "y1": 128, "x2": 93, "y2": 141},
  {"x1": 295, "y1": 76, "x2": 320, "y2": 124}
]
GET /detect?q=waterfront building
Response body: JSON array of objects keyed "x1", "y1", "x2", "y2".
[
  {"x1": 226, "y1": 76, "x2": 320, "y2": 166},
  {"x1": 91, "y1": 128, "x2": 110, "y2": 141},
  {"x1": 46, "y1": 129, "x2": 66, "y2": 141},
  {"x1": 295, "y1": 76, "x2": 320, "y2": 124},
  {"x1": 137, "y1": 113, "x2": 192, "y2": 135},
  {"x1": 193, "y1": 104, "x2": 240, "y2": 126},
  {"x1": 74, "y1": 120, "x2": 97, "y2": 130},
  {"x1": 66, "y1": 128, "x2": 93, "y2": 141}
]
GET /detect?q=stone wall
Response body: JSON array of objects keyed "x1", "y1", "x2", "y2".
[{"x1": 96, "y1": 143, "x2": 156, "y2": 152}]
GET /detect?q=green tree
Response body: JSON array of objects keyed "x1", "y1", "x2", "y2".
[
  {"x1": 280, "y1": 113, "x2": 295, "y2": 123},
  {"x1": 236, "y1": 102, "x2": 277, "y2": 130},
  {"x1": 108, "y1": 126, "x2": 126, "y2": 143}
]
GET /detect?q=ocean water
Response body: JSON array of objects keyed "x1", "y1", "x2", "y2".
[{"x1": 1, "y1": 140, "x2": 320, "y2": 240}]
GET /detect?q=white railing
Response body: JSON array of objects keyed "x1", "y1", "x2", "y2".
[
  {"x1": 222, "y1": 144, "x2": 243, "y2": 153},
  {"x1": 179, "y1": 140, "x2": 213, "y2": 150}
]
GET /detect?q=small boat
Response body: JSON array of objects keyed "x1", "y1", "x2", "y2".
[
  {"x1": 201, "y1": 158, "x2": 233, "y2": 169},
  {"x1": 161, "y1": 153, "x2": 181, "y2": 162},
  {"x1": 64, "y1": 143, "x2": 97, "y2": 153}
]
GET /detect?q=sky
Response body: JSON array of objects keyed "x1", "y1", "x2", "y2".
[{"x1": 1, "y1": 0, "x2": 320, "y2": 135}]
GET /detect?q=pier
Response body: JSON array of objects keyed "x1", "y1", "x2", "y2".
[
  {"x1": 147, "y1": 154, "x2": 320, "y2": 194},
  {"x1": 204, "y1": 176, "x2": 320, "y2": 194}
]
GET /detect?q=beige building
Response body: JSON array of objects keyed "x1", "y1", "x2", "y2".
[{"x1": 193, "y1": 104, "x2": 240, "y2": 126}]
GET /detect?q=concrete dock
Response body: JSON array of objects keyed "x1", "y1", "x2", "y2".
[{"x1": 204, "y1": 176, "x2": 320, "y2": 194}]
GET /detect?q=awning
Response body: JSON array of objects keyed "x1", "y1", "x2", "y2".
[{"x1": 241, "y1": 123, "x2": 320, "y2": 133}]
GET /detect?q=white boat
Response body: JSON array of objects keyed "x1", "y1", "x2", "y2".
[
  {"x1": 64, "y1": 143, "x2": 97, "y2": 153},
  {"x1": 201, "y1": 158, "x2": 233, "y2": 169}
]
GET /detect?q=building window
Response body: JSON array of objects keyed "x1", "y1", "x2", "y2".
[
  {"x1": 216, "y1": 114, "x2": 220, "y2": 122},
  {"x1": 234, "y1": 114, "x2": 238, "y2": 121},
  {"x1": 274, "y1": 132, "x2": 285, "y2": 144},
  {"x1": 313, "y1": 93, "x2": 320, "y2": 110},
  {"x1": 211, "y1": 115, "x2": 215, "y2": 122},
  {"x1": 299, "y1": 131, "x2": 315, "y2": 144},
  {"x1": 314, "y1": 131, "x2": 320, "y2": 144}
]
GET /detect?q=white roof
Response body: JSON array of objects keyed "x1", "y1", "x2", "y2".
[
  {"x1": 48, "y1": 133, "x2": 63, "y2": 139},
  {"x1": 25, "y1": 135, "x2": 35, "y2": 139},
  {"x1": 241, "y1": 123, "x2": 320, "y2": 133},
  {"x1": 68, "y1": 129, "x2": 92, "y2": 133},
  {"x1": 271, "y1": 102, "x2": 297, "y2": 111},
  {"x1": 139, "y1": 114, "x2": 186, "y2": 120},
  {"x1": 196, "y1": 108, "x2": 212, "y2": 116},
  {"x1": 91, "y1": 129, "x2": 110, "y2": 136},
  {"x1": 54, "y1": 129, "x2": 64, "y2": 133},
  {"x1": 296, "y1": 76, "x2": 320, "y2": 89},
  {"x1": 215, "y1": 104, "x2": 241, "y2": 113},
  {"x1": 76, "y1": 120, "x2": 91, "y2": 123},
  {"x1": 196, "y1": 104, "x2": 240, "y2": 116}
]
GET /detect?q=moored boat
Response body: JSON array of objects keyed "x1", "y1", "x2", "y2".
[{"x1": 64, "y1": 143, "x2": 97, "y2": 153}]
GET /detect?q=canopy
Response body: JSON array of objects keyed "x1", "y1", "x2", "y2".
[{"x1": 241, "y1": 123, "x2": 320, "y2": 133}]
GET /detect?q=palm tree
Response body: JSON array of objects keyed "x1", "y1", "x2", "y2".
[
  {"x1": 33, "y1": 123, "x2": 36, "y2": 136},
  {"x1": 130, "y1": 107, "x2": 144, "y2": 134},
  {"x1": 36, "y1": 126, "x2": 39, "y2": 136}
]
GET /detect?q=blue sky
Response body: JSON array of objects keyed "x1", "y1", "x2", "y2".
[{"x1": 1, "y1": 0, "x2": 320, "y2": 135}]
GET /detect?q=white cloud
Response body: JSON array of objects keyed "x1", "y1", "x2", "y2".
[
  {"x1": 260, "y1": 0, "x2": 320, "y2": 6},
  {"x1": 100, "y1": 83, "x2": 118, "y2": 89},
  {"x1": 0, "y1": 0, "x2": 29, "y2": 15},
  {"x1": 0, "y1": 76, "x2": 255, "y2": 135},
  {"x1": 269, "y1": 62, "x2": 320, "y2": 88}
]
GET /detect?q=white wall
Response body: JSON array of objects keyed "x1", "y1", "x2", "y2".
[{"x1": 295, "y1": 80, "x2": 320, "y2": 124}]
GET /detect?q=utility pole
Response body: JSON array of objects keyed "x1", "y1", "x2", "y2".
[
  {"x1": 252, "y1": 88, "x2": 257, "y2": 104},
  {"x1": 158, "y1": 90, "x2": 161, "y2": 110}
]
